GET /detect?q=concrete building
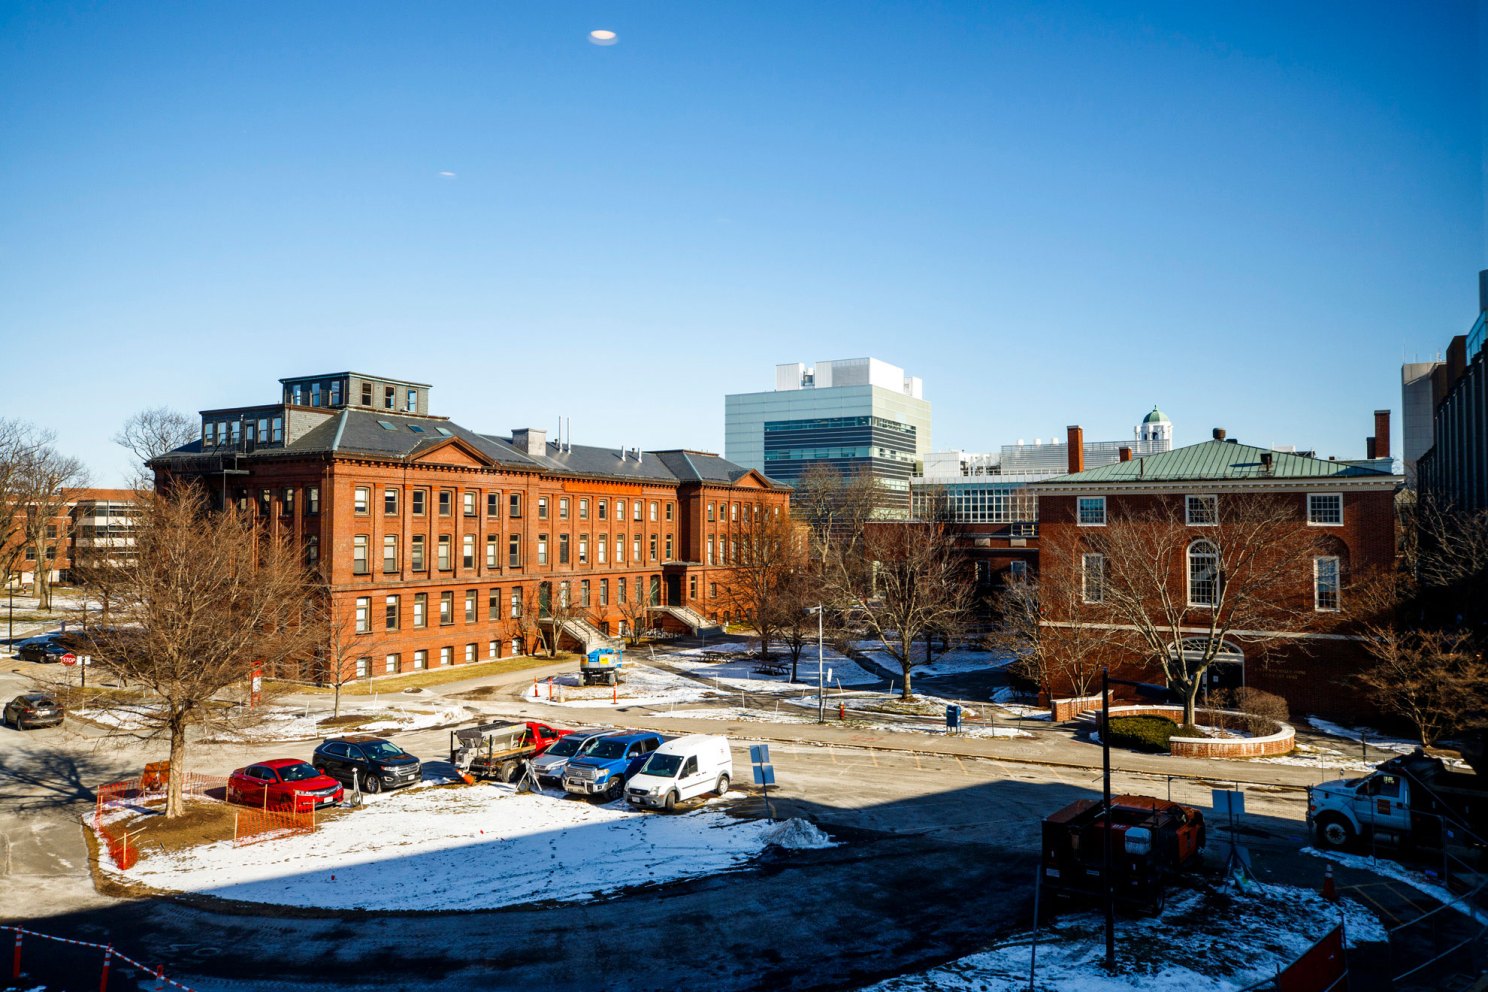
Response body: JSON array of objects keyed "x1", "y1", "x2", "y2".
[
  {"x1": 1401, "y1": 362, "x2": 1442, "y2": 488},
  {"x1": 156, "y1": 371, "x2": 790, "y2": 681},
  {"x1": 1415, "y1": 271, "x2": 1488, "y2": 511},
  {"x1": 725, "y1": 358, "x2": 931, "y2": 515}
]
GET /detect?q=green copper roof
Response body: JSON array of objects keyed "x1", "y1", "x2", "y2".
[
  {"x1": 1048, "y1": 439, "x2": 1395, "y2": 483},
  {"x1": 1142, "y1": 406, "x2": 1169, "y2": 424}
]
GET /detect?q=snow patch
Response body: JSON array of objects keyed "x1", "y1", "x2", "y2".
[
  {"x1": 1304, "y1": 847, "x2": 1488, "y2": 926},
  {"x1": 763, "y1": 818, "x2": 835, "y2": 850}
]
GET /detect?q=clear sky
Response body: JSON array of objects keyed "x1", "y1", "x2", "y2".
[{"x1": 1, "y1": 1, "x2": 1482, "y2": 485}]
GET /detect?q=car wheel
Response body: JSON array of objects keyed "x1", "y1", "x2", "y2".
[
  {"x1": 1316, "y1": 815, "x2": 1356, "y2": 850},
  {"x1": 15, "y1": 715, "x2": 25, "y2": 731},
  {"x1": 362, "y1": 774, "x2": 382, "y2": 795},
  {"x1": 715, "y1": 774, "x2": 730, "y2": 797},
  {"x1": 663, "y1": 791, "x2": 678, "y2": 812},
  {"x1": 605, "y1": 778, "x2": 624, "y2": 802}
]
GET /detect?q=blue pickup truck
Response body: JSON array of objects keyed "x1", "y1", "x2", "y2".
[{"x1": 562, "y1": 731, "x2": 665, "y2": 801}]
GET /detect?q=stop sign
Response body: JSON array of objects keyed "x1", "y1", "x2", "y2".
[{"x1": 60, "y1": 652, "x2": 77, "y2": 667}]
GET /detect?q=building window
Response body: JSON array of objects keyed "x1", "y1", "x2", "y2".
[
  {"x1": 707, "y1": 502, "x2": 715, "y2": 522},
  {"x1": 488, "y1": 640, "x2": 498, "y2": 660},
  {"x1": 438, "y1": 535, "x2": 452, "y2": 570},
  {"x1": 307, "y1": 486, "x2": 320, "y2": 514},
  {"x1": 635, "y1": 501, "x2": 644, "y2": 522},
  {"x1": 381, "y1": 488, "x2": 397, "y2": 516},
  {"x1": 599, "y1": 579, "x2": 609, "y2": 606},
  {"x1": 406, "y1": 388, "x2": 417, "y2": 412},
  {"x1": 579, "y1": 498, "x2": 589, "y2": 520},
  {"x1": 508, "y1": 535, "x2": 521, "y2": 568},
  {"x1": 440, "y1": 591, "x2": 454, "y2": 625},
  {"x1": 1315, "y1": 557, "x2": 1341, "y2": 611},
  {"x1": 385, "y1": 653, "x2": 399, "y2": 674},
  {"x1": 689, "y1": 575, "x2": 698, "y2": 599},
  {"x1": 411, "y1": 535, "x2": 426, "y2": 572},
  {"x1": 537, "y1": 535, "x2": 549, "y2": 565},
  {"x1": 463, "y1": 492, "x2": 476, "y2": 517},
  {"x1": 271, "y1": 416, "x2": 283, "y2": 443},
  {"x1": 486, "y1": 535, "x2": 499, "y2": 569},
  {"x1": 618, "y1": 578, "x2": 627, "y2": 604},
  {"x1": 439, "y1": 491, "x2": 452, "y2": 517},
  {"x1": 1010, "y1": 561, "x2": 1028, "y2": 580},
  {"x1": 597, "y1": 500, "x2": 607, "y2": 521},
  {"x1": 510, "y1": 588, "x2": 522, "y2": 619},
  {"x1": 633, "y1": 536, "x2": 642, "y2": 562},
  {"x1": 1081, "y1": 553, "x2": 1105, "y2": 604},
  {"x1": 489, "y1": 587, "x2": 501, "y2": 621},
  {"x1": 355, "y1": 656, "x2": 369, "y2": 678},
  {"x1": 559, "y1": 497, "x2": 569, "y2": 520},
  {"x1": 615, "y1": 500, "x2": 625, "y2": 521},
  {"x1": 580, "y1": 579, "x2": 591, "y2": 608},
  {"x1": 413, "y1": 593, "x2": 427, "y2": 628},
  {"x1": 487, "y1": 493, "x2": 500, "y2": 517},
  {"x1": 353, "y1": 536, "x2": 369, "y2": 575},
  {"x1": 384, "y1": 385, "x2": 396, "y2": 410},
  {"x1": 649, "y1": 501, "x2": 658, "y2": 522},
  {"x1": 382, "y1": 535, "x2": 398, "y2": 573},
  {"x1": 282, "y1": 487, "x2": 295, "y2": 513},
  {"x1": 578, "y1": 536, "x2": 589, "y2": 564},
  {"x1": 597, "y1": 538, "x2": 607, "y2": 564},
  {"x1": 615, "y1": 535, "x2": 625, "y2": 562},
  {"x1": 559, "y1": 534, "x2": 570, "y2": 564},
  {"x1": 354, "y1": 487, "x2": 370, "y2": 514},
  {"x1": 465, "y1": 589, "x2": 477, "y2": 623},
  {"x1": 665, "y1": 502, "x2": 674, "y2": 522},
  {"x1": 707, "y1": 536, "x2": 715, "y2": 565},
  {"x1": 306, "y1": 535, "x2": 319, "y2": 565},
  {"x1": 414, "y1": 649, "x2": 428, "y2": 670},
  {"x1": 664, "y1": 535, "x2": 673, "y2": 560},
  {"x1": 510, "y1": 638, "x2": 522, "y2": 657},
  {"x1": 385, "y1": 595, "x2": 400, "y2": 630},
  {"x1": 730, "y1": 503, "x2": 738, "y2": 522},
  {"x1": 1077, "y1": 496, "x2": 1106, "y2": 526},
  {"x1": 709, "y1": 581, "x2": 718, "y2": 599},
  {"x1": 462, "y1": 534, "x2": 475, "y2": 569},
  {"x1": 509, "y1": 493, "x2": 522, "y2": 518},
  {"x1": 1188, "y1": 540, "x2": 1220, "y2": 607},
  {"x1": 538, "y1": 496, "x2": 549, "y2": 520},
  {"x1": 361, "y1": 382, "x2": 373, "y2": 406},
  {"x1": 1185, "y1": 494, "x2": 1217, "y2": 526},
  {"x1": 355, "y1": 597, "x2": 371, "y2": 633},
  {"x1": 412, "y1": 490, "x2": 426, "y2": 516},
  {"x1": 440, "y1": 646, "x2": 453, "y2": 667},
  {"x1": 1308, "y1": 493, "x2": 1343, "y2": 526},
  {"x1": 649, "y1": 534, "x2": 658, "y2": 561},
  {"x1": 558, "y1": 581, "x2": 571, "y2": 608},
  {"x1": 465, "y1": 643, "x2": 477, "y2": 663}
]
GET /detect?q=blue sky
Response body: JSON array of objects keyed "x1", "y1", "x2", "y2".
[{"x1": 1, "y1": 2, "x2": 1481, "y2": 484}]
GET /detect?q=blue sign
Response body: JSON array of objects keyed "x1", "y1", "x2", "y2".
[
  {"x1": 752, "y1": 764, "x2": 776, "y2": 786},
  {"x1": 750, "y1": 744, "x2": 770, "y2": 765}
]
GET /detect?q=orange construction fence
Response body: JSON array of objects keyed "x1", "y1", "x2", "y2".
[
  {"x1": 92, "y1": 769, "x2": 228, "y2": 870},
  {"x1": 233, "y1": 806, "x2": 317, "y2": 847}
]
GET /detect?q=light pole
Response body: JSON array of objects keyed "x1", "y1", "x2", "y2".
[{"x1": 816, "y1": 603, "x2": 825, "y2": 725}]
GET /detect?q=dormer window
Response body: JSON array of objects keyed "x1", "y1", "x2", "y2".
[
  {"x1": 361, "y1": 382, "x2": 373, "y2": 406},
  {"x1": 330, "y1": 380, "x2": 342, "y2": 406},
  {"x1": 310, "y1": 382, "x2": 322, "y2": 407},
  {"x1": 406, "y1": 388, "x2": 417, "y2": 412},
  {"x1": 384, "y1": 386, "x2": 395, "y2": 409}
]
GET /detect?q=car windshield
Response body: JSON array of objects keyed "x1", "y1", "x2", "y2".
[
  {"x1": 640, "y1": 753, "x2": 683, "y2": 777},
  {"x1": 278, "y1": 763, "x2": 322, "y2": 782},
  {"x1": 546, "y1": 736, "x2": 586, "y2": 757},
  {"x1": 361, "y1": 741, "x2": 405, "y2": 760},
  {"x1": 586, "y1": 740, "x2": 628, "y2": 760}
]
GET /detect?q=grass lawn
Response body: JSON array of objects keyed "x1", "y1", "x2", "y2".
[{"x1": 271, "y1": 652, "x2": 579, "y2": 697}]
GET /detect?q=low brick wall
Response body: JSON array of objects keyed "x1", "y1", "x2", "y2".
[
  {"x1": 1090, "y1": 705, "x2": 1297, "y2": 759},
  {"x1": 1050, "y1": 693, "x2": 1105, "y2": 722}
]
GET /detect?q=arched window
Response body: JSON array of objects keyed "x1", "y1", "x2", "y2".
[{"x1": 1187, "y1": 540, "x2": 1219, "y2": 607}]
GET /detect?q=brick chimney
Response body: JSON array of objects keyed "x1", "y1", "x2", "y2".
[
  {"x1": 1118, "y1": 446, "x2": 1132, "y2": 462},
  {"x1": 1066, "y1": 426, "x2": 1084, "y2": 474},
  {"x1": 1372, "y1": 410, "x2": 1390, "y2": 459},
  {"x1": 1212, "y1": 428, "x2": 1226, "y2": 441}
]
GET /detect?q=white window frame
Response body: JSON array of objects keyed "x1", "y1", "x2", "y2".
[
  {"x1": 1314, "y1": 556, "x2": 1341, "y2": 612},
  {"x1": 1185, "y1": 494, "x2": 1218, "y2": 526},
  {"x1": 1307, "y1": 493, "x2": 1343, "y2": 527},
  {"x1": 1187, "y1": 539, "x2": 1220, "y2": 608},
  {"x1": 385, "y1": 653, "x2": 399, "y2": 674},
  {"x1": 355, "y1": 596, "x2": 371, "y2": 633},
  {"x1": 1076, "y1": 496, "x2": 1106, "y2": 527},
  {"x1": 1081, "y1": 553, "x2": 1104, "y2": 604}
]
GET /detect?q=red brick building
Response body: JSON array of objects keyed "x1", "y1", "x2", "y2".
[
  {"x1": 1029, "y1": 425, "x2": 1400, "y2": 720},
  {"x1": 5, "y1": 488, "x2": 142, "y2": 587},
  {"x1": 153, "y1": 371, "x2": 789, "y2": 681}
]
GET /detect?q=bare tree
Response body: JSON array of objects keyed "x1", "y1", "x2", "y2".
[
  {"x1": 85, "y1": 484, "x2": 322, "y2": 817},
  {"x1": 317, "y1": 590, "x2": 389, "y2": 718},
  {"x1": 1356, "y1": 627, "x2": 1488, "y2": 747},
  {"x1": 0, "y1": 420, "x2": 55, "y2": 591},
  {"x1": 1080, "y1": 492, "x2": 1325, "y2": 726},
  {"x1": 615, "y1": 578, "x2": 650, "y2": 646},
  {"x1": 774, "y1": 564, "x2": 832, "y2": 682},
  {"x1": 791, "y1": 464, "x2": 884, "y2": 578},
  {"x1": 114, "y1": 407, "x2": 199, "y2": 486},
  {"x1": 510, "y1": 587, "x2": 545, "y2": 655},
  {"x1": 718, "y1": 501, "x2": 807, "y2": 661},
  {"x1": 993, "y1": 568, "x2": 1111, "y2": 703},
  {"x1": 14, "y1": 446, "x2": 88, "y2": 610},
  {"x1": 832, "y1": 520, "x2": 975, "y2": 698},
  {"x1": 538, "y1": 579, "x2": 592, "y2": 658}
]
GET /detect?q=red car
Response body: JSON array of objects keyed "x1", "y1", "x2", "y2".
[{"x1": 227, "y1": 759, "x2": 344, "y2": 813}]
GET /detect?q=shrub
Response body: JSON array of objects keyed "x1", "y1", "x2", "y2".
[
  {"x1": 1221, "y1": 687, "x2": 1290, "y2": 735},
  {"x1": 1105, "y1": 715, "x2": 1183, "y2": 753}
]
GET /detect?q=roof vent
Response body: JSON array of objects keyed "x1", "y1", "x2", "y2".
[
  {"x1": 1260, "y1": 452, "x2": 1274, "y2": 473},
  {"x1": 1212, "y1": 428, "x2": 1226, "y2": 441}
]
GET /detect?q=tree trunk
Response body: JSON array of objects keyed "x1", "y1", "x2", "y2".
[
  {"x1": 167, "y1": 717, "x2": 187, "y2": 818},
  {"x1": 923, "y1": 630, "x2": 935, "y2": 663},
  {"x1": 333, "y1": 680, "x2": 342, "y2": 719},
  {"x1": 899, "y1": 631, "x2": 915, "y2": 699},
  {"x1": 1182, "y1": 680, "x2": 1200, "y2": 728}
]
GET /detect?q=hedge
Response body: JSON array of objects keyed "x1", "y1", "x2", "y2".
[{"x1": 1104, "y1": 715, "x2": 1195, "y2": 753}]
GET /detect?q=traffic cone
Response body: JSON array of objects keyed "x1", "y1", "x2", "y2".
[{"x1": 1322, "y1": 863, "x2": 1337, "y2": 903}]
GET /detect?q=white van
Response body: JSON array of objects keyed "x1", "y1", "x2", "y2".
[{"x1": 624, "y1": 734, "x2": 733, "y2": 810}]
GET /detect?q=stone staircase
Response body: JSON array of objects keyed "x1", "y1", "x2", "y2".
[
  {"x1": 544, "y1": 615, "x2": 621, "y2": 653},
  {"x1": 651, "y1": 604, "x2": 723, "y2": 637}
]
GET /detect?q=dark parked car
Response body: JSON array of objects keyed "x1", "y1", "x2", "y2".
[
  {"x1": 226, "y1": 759, "x2": 343, "y2": 812},
  {"x1": 17, "y1": 639, "x2": 70, "y2": 663},
  {"x1": 312, "y1": 736, "x2": 421, "y2": 794},
  {"x1": 4, "y1": 693, "x2": 64, "y2": 729}
]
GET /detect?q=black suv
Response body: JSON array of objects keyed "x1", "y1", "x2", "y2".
[{"x1": 312, "y1": 736, "x2": 421, "y2": 794}]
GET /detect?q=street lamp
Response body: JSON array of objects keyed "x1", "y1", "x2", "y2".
[{"x1": 807, "y1": 605, "x2": 825, "y2": 724}]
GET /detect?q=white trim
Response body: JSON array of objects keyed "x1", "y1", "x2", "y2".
[
  {"x1": 1185, "y1": 493, "x2": 1218, "y2": 526},
  {"x1": 1186, "y1": 538, "x2": 1219, "y2": 608},
  {"x1": 1076, "y1": 495, "x2": 1107, "y2": 527},
  {"x1": 1081, "y1": 553, "x2": 1104, "y2": 604},
  {"x1": 1314, "y1": 555, "x2": 1341, "y2": 611},
  {"x1": 1306, "y1": 492, "x2": 1344, "y2": 527}
]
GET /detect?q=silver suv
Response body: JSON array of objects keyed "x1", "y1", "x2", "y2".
[{"x1": 530, "y1": 729, "x2": 618, "y2": 788}]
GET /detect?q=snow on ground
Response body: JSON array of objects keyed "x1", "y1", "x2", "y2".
[
  {"x1": 1252, "y1": 741, "x2": 1374, "y2": 773},
  {"x1": 993, "y1": 702, "x2": 1051, "y2": 720},
  {"x1": 522, "y1": 664, "x2": 717, "y2": 709},
  {"x1": 74, "y1": 703, "x2": 477, "y2": 741},
  {"x1": 861, "y1": 646, "x2": 1014, "y2": 679},
  {"x1": 114, "y1": 783, "x2": 789, "y2": 911},
  {"x1": 652, "y1": 704, "x2": 815, "y2": 724},
  {"x1": 1306, "y1": 717, "x2": 1420, "y2": 756},
  {"x1": 671, "y1": 642, "x2": 881, "y2": 690},
  {"x1": 862, "y1": 720, "x2": 1033, "y2": 740},
  {"x1": 1304, "y1": 847, "x2": 1488, "y2": 926},
  {"x1": 863, "y1": 883, "x2": 1384, "y2": 991},
  {"x1": 763, "y1": 818, "x2": 835, "y2": 849}
]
